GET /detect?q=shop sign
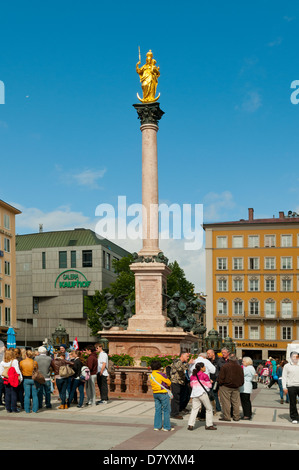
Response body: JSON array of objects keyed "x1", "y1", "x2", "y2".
[
  {"x1": 236, "y1": 342, "x2": 278, "y2": 348},
  {"x1": 54, "y1": 270, "x2": 91, "y2": 289}
]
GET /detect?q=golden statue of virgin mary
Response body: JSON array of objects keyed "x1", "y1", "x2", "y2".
[{"x1": 136, "y1": 49, "x2": 160, "y2": 103}]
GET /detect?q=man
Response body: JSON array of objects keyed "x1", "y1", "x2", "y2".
[
  {"x1": 189, "y1": 352, "x2": 216, "y2": 379},
  {"x1": 35, "y1": 346, "x2": 52, "y2": 409},
  {"x1": 219, "y1": 348, "x2": 230, "y2": 367},
  {"x1": 95, "y1": 343, "x2": 109, "y2": 405},
  {"x1": 85, "y1": 345, "x2": 98, "y2": 406},
  {"x1": 207, "y1": 349, "x2": 222, "y2": 412},
  {"x1": 59, "y1": 344, "x2": 70, "y2": 360},
  {"x1": 282, "y1": 351, "x2": 299, "y2": 424},
  {"x1": 170, "y1": 350, "x2": 194, "y2": 419},
  {"x1": 218, "y1": 353, "x2": 244, "y2": 422}
]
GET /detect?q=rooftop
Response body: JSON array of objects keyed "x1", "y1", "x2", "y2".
[
  {"x1": 203, "y1": 209, "x2": 299, "y2": 228},
  {"x1": 16, "y1": 228, "x2": 131, "y2": 257}
]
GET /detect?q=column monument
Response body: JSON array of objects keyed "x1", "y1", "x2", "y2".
[{"x1": 98, "y1": 50, "x2": 198, "y2": 363}]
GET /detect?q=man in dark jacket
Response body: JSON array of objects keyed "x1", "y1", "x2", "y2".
[
  {"x1": 207, "y1": 349, "x2": 222, "y2": 412},
  {"x1": 218, "y1": 354, "x2": 244, "y2": 422}
]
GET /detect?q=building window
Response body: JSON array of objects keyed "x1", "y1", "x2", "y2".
[
  {"x1": 4, "y1": 238, "x2": 10, "y2": 253},
  {"x1": 71, "y1": 251, "x2": 76, "y2": 268},
  {"x1": 265, "y1": 279, "x2": 275, "y2": 291},
  {"x1": 249, "y1": 301, "x2": 259, "y2": 315},
  {"x1": 233, "y1": 301, "x2": 243, "y2": 315},
  {"x1": 4, "y1": 261, "x2": 10, "y2": 276},
  {"x1": 234, "y1": 326, "x2": 243, "y2": 339},
  {"x1": 33, "y1": 297, "x2": 39, "y2": 314},
  {"x1": 249, "y1": 279, "x2": 259, "y2": 291},
  {"x1": 265, "y1": 257, "x2": 275, "y2": 270},
  {"x1": 281, "y1": 235, "x2": 292, "y2": 247},
  {"x1": 265, "y1": 235, "x2": 276, "y2": 247},
  {"x1": 217, "y1": 279, "x2": 227, "y2": 291},
  {"x1": 233, "y1": 258, "x2": 243, "y2": 270},
  {"x1": 217, "y1": 300, "x2": 227, "y2": 315},
  {"x1": 281, "y1": 302, "x2": 292, "y2": 318},
  {"x1": 281, "y1": 257, "x2": 292, "y2": 269},
  {"x1": 3, "y1": 214, "x2": 10, "y2": 230},
  {"x1": 217, "y1": 258, "x2": 227, "y2": 270},
  {"x1": 4, "y1": 284, "x2": 10, "y2": 298},
  {"x1": 216, "y1": 236, "x2": 227, "y2": 248},
  {"x1": 248, "y1": 235, "x2": 259, "y2": 248},
  {"x1": 218, "y1": 326, "x2": 228, "y2": 338},
  {"x1": 233, "y1": 279, "x2": 243, "y2": 291},
  {"x1": 282, "y1": 326, "x2": 292, "y2": 341},
  {"x1": 59, "y1": 251, "x2": 67, "y2": 269},
  {"x1": 5, "y1": 307, "x2": 11, "y2": 326},
  {"x1": 106, "y1": 252, "x2": 111, "y2": 270},
  {"x1": 42, "y1": 252, "x2": 46, "y2": 269},
  {"x1": 232, "y1": 236, "x2": 243, "y2": 248},
  {"x1": 248, "y1": 257, "x2": 259, "y2": 270},
  {"x1": 249, "y1": 326, "x2": 259, "y2": 340},
  {"x1": 82, "y1": 250, "x2": 92, "y2": 268},
  {"x1": 281, "y1": 278, "x2": 292, "y2": 292},
  {"x1": 265, "y1": 326, "x2": 276, "y2": 340},
  {"x1": 265, "y1": 301, "x2": 276, "y2": 318}
]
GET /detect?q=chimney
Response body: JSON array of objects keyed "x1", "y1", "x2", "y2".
[
  {"x1": 39, "y1": 224, "x2": 43, "y2": 233},
  {"x1": 279, "y1": 211, "x2": 285, "y2": 219},
  {"x1": 248, "y1": 208, "x2": 254, "y2": 221}
]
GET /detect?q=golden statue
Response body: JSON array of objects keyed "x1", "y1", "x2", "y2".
[{"x1": 136, "y1": 49, "x2": 160, "y2": 103}]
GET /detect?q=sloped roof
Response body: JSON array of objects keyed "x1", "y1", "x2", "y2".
[{"x1": 16, "y1": 228, "x2": 131, "y2": 257}]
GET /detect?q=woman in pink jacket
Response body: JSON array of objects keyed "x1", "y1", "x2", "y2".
[{"x1": 187, "y1": 362, "x2": 217, "y2": 431}]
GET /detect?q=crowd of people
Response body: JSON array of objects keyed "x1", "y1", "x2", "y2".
[
  {"x1": 149, "y1": 348, "x2": 299, "y2": 431},
  {"x1": 0, "y1": 342, "x2": 109, "y2": 413}
]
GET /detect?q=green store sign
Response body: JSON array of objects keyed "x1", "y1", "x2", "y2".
[{"x1": 55, "y1": 270, "x2": 91, "y2": 289}]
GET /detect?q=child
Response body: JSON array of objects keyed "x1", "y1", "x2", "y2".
[{"x1": 187, "y1": 362, "x2": 217, "y2": 431}]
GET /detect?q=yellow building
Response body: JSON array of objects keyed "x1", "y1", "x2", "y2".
[
  {"x1": 0, "y1": 200, "x2": 21, "y2": 339},
  {"x1": 204, "y1": 208, "x2": 299, "y2": 361}
]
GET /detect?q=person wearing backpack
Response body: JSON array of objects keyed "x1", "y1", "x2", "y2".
[
  {"x1": 67, "y1": 350, "x2": 85, "y2": 408},
  {"x1": 95, "y1": 343, "x2": 109, "y2": 405},
  {"x1": 0, "y1": 349, "x2": 22, "y2": 413}
]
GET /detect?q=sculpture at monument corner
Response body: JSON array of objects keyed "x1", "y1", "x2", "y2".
[
  {"x1": 166, "y1": 292, "x2": 204, "y2": 334},
  {"x1": 96, "y1": 293, "x2": 135, "y2": 330},
  {"x1": 136, "y1": 48, "x2": 160, "y2": 103}
]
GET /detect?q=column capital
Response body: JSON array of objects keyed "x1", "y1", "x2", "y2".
[{"x1": 133, "y1": 102, "x2": 165, "y2": 127}]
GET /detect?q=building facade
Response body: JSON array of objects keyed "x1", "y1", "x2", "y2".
[
  {"x1": 204, "y1": 208, "x2": 299, "y2": 361},
  {"x1": 16, "y1": 228, "x2": 130, "y2": 347},
  {"x1": 0, "y1": 200, "x2": 21, "y2": 340}
]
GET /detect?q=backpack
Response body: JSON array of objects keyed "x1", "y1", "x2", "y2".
[
  {"x1": 107, "y1": 360, "x2": 115, "y2": 376},
  {"x1": 80, "y1": 366, "x2": 90, "y2": 382}
]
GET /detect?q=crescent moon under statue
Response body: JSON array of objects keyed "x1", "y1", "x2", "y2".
[{"x1": 136, "y1": 49, "x2": 161, "y2": 103}]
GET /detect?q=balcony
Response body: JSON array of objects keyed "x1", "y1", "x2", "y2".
[{"x1": 244, "y1": 311, "x2": 299, "y2": 322}]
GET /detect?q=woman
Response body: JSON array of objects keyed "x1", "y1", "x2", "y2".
[
  {"x1": 0, "y1": 349, "x2": 22, "y2": 413},
  {"x1": 187, "y1": 362, "x2": 217, "y2": 431},
  {"x1": 68, "y1": 350, "x2": 85, "y2": 408},
  {"x1": 149, "y1": 360, "x2": 173, "y2": 432},
  {"x1": 14, "y1": 348, "x2": 24, "y2": 409},
  {"x1": 50, "y1": 353, "x2": 74, "y2": 409},
  {"x1": 239, "y1": 356, "x2": 255, "y2": 420},
  {"x1": 19, "y1": 349, "x2": 39, "y2": 413}
]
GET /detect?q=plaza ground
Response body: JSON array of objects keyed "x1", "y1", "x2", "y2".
[{"x1": 0, "y1": 385, "x2": 298, "y2": 451}]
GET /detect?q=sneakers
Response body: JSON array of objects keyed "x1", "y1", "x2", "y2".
[
  {"x1": 96, "y1": 400, "x2": 108, "y2": 405},
  {"x1": 154, "y1": 428, "x2": 161, "y2": 431},
  {"x1": 162, "y1": 428, "x2": 175, "y2": 432},
  {"x1": 292, "y1": 420, "x2": 298, "y2": 424}
]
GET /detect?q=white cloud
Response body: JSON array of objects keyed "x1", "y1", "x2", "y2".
[
  {"x1": 203, "y1": 191, "x2": 236, "y2": 222},
  {"x1": 267, "y1": 37, "x2": 283, "y2": 47},
  {"x1": 241, "y1": 90, "x2": 262, "y2": 113},
  {"x1": 55, "y1": 166, "x2": 107, "y2": 189}
]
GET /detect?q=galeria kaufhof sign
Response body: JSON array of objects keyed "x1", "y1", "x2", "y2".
[{"x1": 54, "y1": 270, "x2": 91, "y2": 289}]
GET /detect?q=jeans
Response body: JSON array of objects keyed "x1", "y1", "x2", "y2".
[
  {"x1": 153, "y1": 393, "x2": 171, "y2": 430},
  {"x1": 68, "y1": 379, "x2": 85, "y2": 407},
  {"x1": 4, "y1": 384, "x2": 18, "y2": 412},
  {"x1": 97, "y1": 374, "x2": 108, "y2": 401},
  {"x1": 56, "y1": 378, "x2": 68, "y2": 405},
  {"x1": 23, "y1": 378, "x2": 39, "y2": 413},
  {"x1": 36, "y1": 380, "x2": 52, "y2": 408}
]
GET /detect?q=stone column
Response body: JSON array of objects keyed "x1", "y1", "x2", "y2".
[{"x1": 133, "y1": 102, "x2": 164, "y2": 256}]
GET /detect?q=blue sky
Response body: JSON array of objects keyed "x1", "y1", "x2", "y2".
[{"x1": 1, "y1": 0, "x2": 299, "y2": 291}]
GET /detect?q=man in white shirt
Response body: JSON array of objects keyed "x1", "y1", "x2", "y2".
[
  {"x1": 282, "y1": 351, "x2": 299, "y2": 423},
  {"x1": 189, "y1": 352, "x2": 216, "y2": 378},
  {"x1": 95, "y1": 343, "x2": 109, "y2": 404}
]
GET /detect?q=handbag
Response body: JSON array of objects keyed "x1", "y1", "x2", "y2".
[
  {"x1": 59, "y1": 364, "x2": 75, "y2": 378},
  {"x1": 32, "y1": 368, "x2": 46, "y2": 384},
  {"x1": 150, "y1": 374, "x2": 173, "y2": 399},
  {"x1": 196, "y1": 375, "x2": 215, "y2": 402},
  {"x1": 2, "y1": 361, "x2": 12, "y2": 379}
]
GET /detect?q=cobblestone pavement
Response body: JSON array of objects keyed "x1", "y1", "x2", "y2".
[{"x1": 0, "y1": 385, "x2": 298, "y2": 452}]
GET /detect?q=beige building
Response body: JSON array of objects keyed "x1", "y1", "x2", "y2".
[
  {"x1": 16, "y1": 228, "x2": 130, "y2": 347},
  {"x1": 0, "y1": 199, "x2": 21, "y2": 340}
]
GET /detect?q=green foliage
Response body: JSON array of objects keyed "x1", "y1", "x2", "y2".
[
  {"x1": 109, "y1": 353, "x2": 135, "y2": 366},
  {"x1": 167, "y1": 260, "x2": 196, "y2": 301}
]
